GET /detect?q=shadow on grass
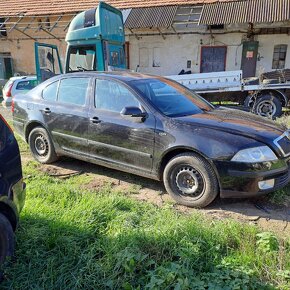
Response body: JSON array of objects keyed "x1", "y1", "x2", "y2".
[{"x1": 1, "y1": 206, "x2": 275, "y2": 290}]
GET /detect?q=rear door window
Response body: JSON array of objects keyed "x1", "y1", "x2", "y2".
[
  {"x1": 58, "y1": 78, "x2": 90, "y2": 105},
  {"x1": 42, "y1": 81, "x2": 59, "y2": 101}
]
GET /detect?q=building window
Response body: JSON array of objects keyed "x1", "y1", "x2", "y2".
[{"x1": 272, "y1": 45, "x2": 287, "y2": 69}]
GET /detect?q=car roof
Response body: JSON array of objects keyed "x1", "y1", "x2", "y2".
[
  {"x1": 57, "y1": 71, "x2": 163, "y2": 82},
  {"x1": 10, "y1": 76, "x2": 37, "y2": 81}
]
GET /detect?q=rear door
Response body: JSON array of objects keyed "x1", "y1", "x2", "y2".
[
  {"x1": 88, "y1": 78, "x2": 155, "y2": 173},
  {"x1": 35, "y1": 42, "x2": 63, "y2": 83},
  {"x1": 40, "y1": 76, "x2": 90, "y2": 155}
]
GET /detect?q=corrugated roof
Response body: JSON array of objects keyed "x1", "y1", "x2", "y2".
[
  {"x1": 200, "y1": 0, "x2": 290, "y2": 25},
  {"x1": 125, "y1": 6, "x2": 178, "y2": 29},
  {"x1": 0, "y1": 0, "x2": 236, "y2": 16}
]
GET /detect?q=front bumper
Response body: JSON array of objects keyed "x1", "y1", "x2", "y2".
[{"x1": 214, "y1": 158, "x2": 290, "y2": 198}]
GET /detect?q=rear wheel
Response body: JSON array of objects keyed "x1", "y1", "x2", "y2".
[
  {"x1": 163, "y1": 153, "x2": 219, "y2": 208},
  {"x1": 253, "y1": 94, "x2": 282, "y2": 118},
  {"x1": 0, "y1": 213, "x2": 14, "y2": 266},
  {"x1": 28, "y1": 127, "x2": 58, "y2": 164}
]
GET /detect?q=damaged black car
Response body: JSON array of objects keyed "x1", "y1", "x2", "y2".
[{"x1": 12, "y1": 72, "x2": 290, "y2": 207}]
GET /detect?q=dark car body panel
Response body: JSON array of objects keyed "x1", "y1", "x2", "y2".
[
  {"x1": 0, "y1": 115, "x2": 25, "y2": 229},
  {"x1": 12, "y1": 72, "x2": 290, "y2": 198}
]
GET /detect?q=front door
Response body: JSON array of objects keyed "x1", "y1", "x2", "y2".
[
  {"x1": 241, "y1": 41, "x2": 259, "y2": 78},
  {"x1": 35, "y1": 42, "x2": 63, "y2": 83},
  {"x1": 200, "y1": 46, "x2": 227, "y2": 73},
  {"x1": 88, "y1": 78, "x2": 155, "y2": 173}
]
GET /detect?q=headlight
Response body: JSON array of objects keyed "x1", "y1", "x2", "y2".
[{"x1": 231, "y1": 146, "x2": 277, "y2": 163}]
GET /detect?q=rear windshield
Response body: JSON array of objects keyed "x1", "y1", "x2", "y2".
[
  {"x1": 16, "y1": 80, "x2": 37, "y2": 90},
  {"x1": 130, "y1": 78, "x2": 214, "y2": 117}
]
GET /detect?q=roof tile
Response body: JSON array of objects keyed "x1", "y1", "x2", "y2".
[{"x1": 0, "y1": 0, "x2": 236, "y2": 16}]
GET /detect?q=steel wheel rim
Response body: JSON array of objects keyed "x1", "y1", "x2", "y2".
[
  {"x1": 256, "y1": 100, "x2": 276, "y2": 117},
  {"x1": 34, "y1": 134, "x2": 49, "y2": 157},
  {"x1": 175, "y1": 166, "x2": 204, "y2": 197}
]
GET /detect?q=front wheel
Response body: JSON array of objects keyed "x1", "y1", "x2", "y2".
[
  {"x1": 253, "y1": 94, "x2": 282, "y2": 118},
  {"x1": 28, "y1": 127, "x2": 58, "y2": 164},
  {"x1": 0, "y1": 213, "x2": 15, "y2": 266},
  {"x1": 163, "y1": 153, "x2": 219, "y2": 208}
]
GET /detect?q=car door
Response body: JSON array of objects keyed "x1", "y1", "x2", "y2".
[
  {"x1": 35, "y1": 42, "x2": 63, "y2": 83},
  {"x1": 41, "y1": 77, "x2": 91, "y2": 155},
  {"x1": 88, "y1": 78, "x2": 156, "y2": 173}
]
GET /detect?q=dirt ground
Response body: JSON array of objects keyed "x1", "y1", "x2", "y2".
[{"x1": 2, "y1": 106, "x2": 289, "y2": 238}]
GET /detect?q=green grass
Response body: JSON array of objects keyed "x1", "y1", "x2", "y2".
[{"x1": 0, "y1": 138, "x2": 289, "y2": 289}]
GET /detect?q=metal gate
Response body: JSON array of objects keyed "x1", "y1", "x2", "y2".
[{"x1": 200, "y1": 46, "x2": 227, "y2": 73}]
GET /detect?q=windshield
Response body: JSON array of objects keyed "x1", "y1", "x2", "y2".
[
  {"x1": 67, "y1": 46, "x2": 96, "y2": 72},
  {"x1": 131, "y1": 78, "x2": 214, "y2": 117}
]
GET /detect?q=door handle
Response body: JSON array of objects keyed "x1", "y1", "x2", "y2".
[
  {"x1": 44, "y1": 108, "x2": 51, "y2": 114},
  {"x1": 90, "y1": 117, "x2": 101, "y2": 124}
]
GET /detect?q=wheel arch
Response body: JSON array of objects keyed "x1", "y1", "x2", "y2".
[
  {"x1": 25, "y1": 121, "x2": 48, "y2": 142},
  {"x1": 158, "y1": 146, "x2": 220, "y2": 184}
]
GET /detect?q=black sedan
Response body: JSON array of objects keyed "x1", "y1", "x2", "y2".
[
  {"x1": 0, "y1": 114, "x2": 25, "y2": 268},
  {"x1": 12, "y1": 72, "x2": 290, "y2": 207}
]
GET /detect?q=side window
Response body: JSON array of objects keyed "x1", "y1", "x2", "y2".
[
  {"x1": 95, "y1": 79, "x2": 139, "y2": 112},
  {"x1": 42, "y1": 81, "x2": 59, "y2": 101},
  {"x1": 58, "y1": 78, "x2": 89, "y2": 105}
]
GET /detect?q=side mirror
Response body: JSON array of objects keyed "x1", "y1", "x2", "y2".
[{"x1": 120, "y1": 106, "x2": 148, "y2": 122}]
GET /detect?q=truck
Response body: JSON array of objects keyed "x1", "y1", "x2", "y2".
[
  {"x1": 35, "y1": 2, "x2": 290, "y2": 119},
  {"x1": 167, "y1": 70, "x2": 290, "y2": 118},
  {"x1": 35, "y1": 2, "x2": 125, "y2": 83}
]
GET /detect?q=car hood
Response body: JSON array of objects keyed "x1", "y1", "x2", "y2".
[{"x1": 174, "y1": 107, "x2": 286, "y2": 143}]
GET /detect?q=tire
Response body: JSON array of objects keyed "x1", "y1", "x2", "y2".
[
  {"x1": 28, "y1": 126, "x2": 58, "y2": 164},
  {"x1": 253, "y1": 94, "x2": 282, "y2": 118},
  {"x1": 163, "y1": 153, "x2": 219, "y2": 208},
  {"x1": 244, "y1": 94, "x2": 256, "y2": 109},
  {"x1": 0, "y1": 213, "x2": 15, "y2": 266}
]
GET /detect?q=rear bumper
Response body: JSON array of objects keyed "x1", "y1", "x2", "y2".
[{"x1": 214, "y1": 159, "x2": 290, "y2": 198}]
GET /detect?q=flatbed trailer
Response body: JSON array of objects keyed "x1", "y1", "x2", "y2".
[{"x1": 167, "y1": 70, "x2": 290, "y2": 118}]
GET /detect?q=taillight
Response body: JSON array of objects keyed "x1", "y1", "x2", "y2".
[
  {"x1": 5, "y1": 81, "x2": 13, "y2": 97},
  {"x1": 0, "y1": 114, "x2": 13, "y2": 133}
]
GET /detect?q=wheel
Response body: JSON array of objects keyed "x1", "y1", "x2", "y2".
[
  {"x1": 253, "y1": 94, "x2": 282, "y2": 118},
  {"x1": 163, "y1": 153, "x2": 219, "y2": 208},
  {"x1": 0, "y1": 213, "x2": 15, "y2": 266},
  {"x1": 244, "y1": 94, "x2": 256, "y2": 108},
  {"x1": 28, "y1": 127, "x2": 58, "y2": 164}
]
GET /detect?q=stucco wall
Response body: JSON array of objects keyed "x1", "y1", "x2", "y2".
[
  {"x1": 256, "y1": 34, "x2": 290, "y2": 74},
  {"x1": 127, "y1": 31, "x2": 290, "y2": 77},
  {"x1": 0, "y1": 15, "x2": 289, "y2": 79},
  {"x1": 0, "y1": 16, "x2": 69, "y2": 76}
]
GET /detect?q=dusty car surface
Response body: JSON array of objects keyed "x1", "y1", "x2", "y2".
[
  {"x1": 12, "y1": 72, "x2": 290, "y2": 207},
  {"x1": 0, "y1": 114, "x2": 25, "y2": 267}
]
